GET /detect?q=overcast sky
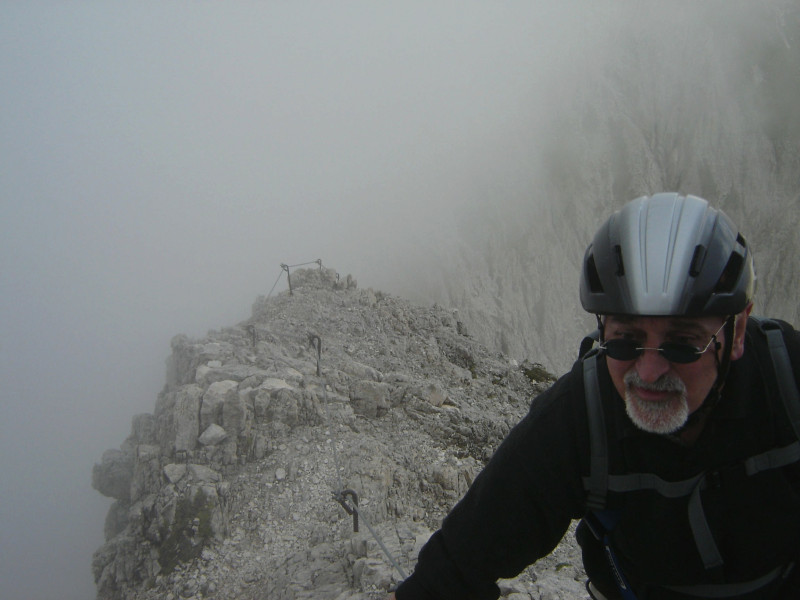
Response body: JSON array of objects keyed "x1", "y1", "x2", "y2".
[{"x1": 0, "y1": 3, "x2": 602, "y2": 598}]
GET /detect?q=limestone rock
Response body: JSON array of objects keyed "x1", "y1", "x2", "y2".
[
  {"x1": 91, "y1": 266, "x2": 583, "y2": 600},
  {"x1": 425, "y1": 383, "x2": 448, "y2": 407},
  {"x1": 198, "y1": 423, "x2": 227, "y2": 446},
  {"x1": 200, "y1": 380, "x2": 238, "y2": 431},
  {"x1": 155, "y1": 384, "x2": 203, "y2": 455},
  {"x1": 187, "y1": 464, "x2": 221, "y2": 483},
  {"x1": 343, "y1": 361, "x2": 383, "y2": 382},
  {"x1": 353, "y1": 557, "x2": 392, "y2": 591},
  {"x1": 260, "y1": 377, "x2": 294, "y2": 393},
  {"x1": 350, "y1": 380, "x2": 391, "y2": 418},
  {"x1": 92, "y1": 448, "x2": 134, "y2": 501},
  {"x1": 163, "y1": 463, "x2": 187, "y2": 484},
  {"x1": 130, "y1": 444, "x2": 161, "y2": 502},
  {"x1": 130, "y1": 413, "x2": 157, "y2": 445},
  {"x1": 222, "y1": 388, "x2": 250, "y2": 438},
  {"x1": 103, "y1": 499, "x2": 129, "y2": 541}
]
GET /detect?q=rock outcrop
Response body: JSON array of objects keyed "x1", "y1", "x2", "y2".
[{"x1": 92, "y1": 266, "x2": 584, "y2": 599}]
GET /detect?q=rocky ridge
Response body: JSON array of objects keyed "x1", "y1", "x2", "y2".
[{"x1": 92, "y1": 266, "x2": 586, "y2": 600}]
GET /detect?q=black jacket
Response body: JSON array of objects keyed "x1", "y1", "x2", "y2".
[{"x1": 396, "y1": 319, "x2": 800, "y2": 599}]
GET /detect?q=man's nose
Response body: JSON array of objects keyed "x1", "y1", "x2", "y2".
[{"x1": 635, "y1": 347, "x2": 672, "y2": 383}]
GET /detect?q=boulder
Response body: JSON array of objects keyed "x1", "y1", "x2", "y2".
[
  {"x1": 200, "y1": 380, "x2": 238, "y2": 431},
  {"x1": 198, "y1": 424, "x2": 228, "y2": 446},
  {"x1": 155, "y1": 384, "x2": 204, "y2": 455},
  {"x1": 188, "y1": 464, "x2": 221, "y2": 483},
  {"x1": 222, "y1": 388, "x2": 250, "y2": 438},
  {"x1": 342, "y1": 361, "x2": 383, "y2": 382},
  {"x1": 425, "y1": 383, "x2": 448, "y2": 407},
  {"x1": 350, "y1": 381, "x2": 391, "y2": 418},
  {"x1": 270, "y1": 387, "x2": 302, "y2": 426},
  {"x1": 164, "y1": 463, "x2": 187, "y2": 484}
]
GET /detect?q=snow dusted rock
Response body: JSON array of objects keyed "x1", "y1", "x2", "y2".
[{"x1": 92, "y1": 267, "x2": 576, "y2": 600}]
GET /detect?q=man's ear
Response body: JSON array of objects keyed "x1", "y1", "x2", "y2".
[{"x1": 730, "y1": 303, "x2": 754, "y2": 360}]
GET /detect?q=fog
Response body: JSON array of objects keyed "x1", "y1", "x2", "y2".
[
  {"x1": 1, "y1": 3, "x2": 796, "y2": 599},
  {"x1": 0, "y1": 4, "x2": 570, "y2": 598}
]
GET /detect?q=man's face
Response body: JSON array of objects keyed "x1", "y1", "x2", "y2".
[{"x1": 604, "y1": 314, "x2": 731, "y2": 434}]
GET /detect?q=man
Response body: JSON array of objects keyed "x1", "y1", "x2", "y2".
[{"x1": 389, "y1": 193, "x2": 800, "y2": 599}]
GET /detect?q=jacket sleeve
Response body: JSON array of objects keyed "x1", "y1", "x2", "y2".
[{"x1": 396, "y1": 364, "x2": 590, "y2": 600}]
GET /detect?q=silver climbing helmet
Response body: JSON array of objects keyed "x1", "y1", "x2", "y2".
[{"x1": 580, "y1": 193, "x2": 755, "y2": 317}]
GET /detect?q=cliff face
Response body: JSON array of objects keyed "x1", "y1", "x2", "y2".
[
  {"x1": 409, "y1": 2, "x2": 800, "y2": 373},
  {"x1": 91, "y1": 267, "x2": 583, "y2": 600}
]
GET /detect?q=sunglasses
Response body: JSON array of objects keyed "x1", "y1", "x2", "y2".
[{"x1": 598, "y1": 321, "x2": 727, "y2": 364}]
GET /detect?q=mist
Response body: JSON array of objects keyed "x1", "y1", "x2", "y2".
[{"x1": 2, "y1": 3, "x2": 798, "y2": 599}]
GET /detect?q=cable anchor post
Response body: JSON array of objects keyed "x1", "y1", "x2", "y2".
[
  {"x1": 281, "y1": 263, "x2": 292, "y2": 295},
  {"x1": 309, "y1": 334, "x2": 322, "y2": 377},
  {"x1": 333, "y1": 489, "x2": 359, "y2": 532}
]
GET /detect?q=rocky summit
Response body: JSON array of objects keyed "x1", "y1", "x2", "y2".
[{"x1": 91, "y1": 266, "x2": 586, "y2": 600}]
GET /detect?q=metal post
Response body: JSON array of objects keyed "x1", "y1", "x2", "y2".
[
  {"x1": 309, "y1": 334, "x2": 322, "y2": 376},
  {"x1": 281, "y1": 263, "x2": 292, "y2": 295},
  {"x1": 333, "y1": 489, "x2": 359, "y2": 532}
]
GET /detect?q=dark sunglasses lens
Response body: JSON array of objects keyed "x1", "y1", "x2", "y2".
[
  {"x1": 603, "y1": 340, "x2": 702, "y2": 363},
  {"x1": 603, "y1": 340, "x2": 642, "y2": 361},
  {"x1": 659, "y1": 342, "x2": 701, "y2": 363}
]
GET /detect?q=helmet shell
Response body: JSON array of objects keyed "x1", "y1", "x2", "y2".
[{"x1": 580, "y1": 193, "x2": 755, "y2": 316}]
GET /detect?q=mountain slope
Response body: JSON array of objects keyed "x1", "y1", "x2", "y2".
[{"x1": 92, "y1": 267, "x2": 584, "y2": 600}]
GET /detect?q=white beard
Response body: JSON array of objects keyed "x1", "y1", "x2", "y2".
[{"x1": 623, "y1": 369, "x2": 689, "y2": 434}]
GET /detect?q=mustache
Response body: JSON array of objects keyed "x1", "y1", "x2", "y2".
[{"x1": 623, "y1": 369, "x2": 686, "y2": 394}]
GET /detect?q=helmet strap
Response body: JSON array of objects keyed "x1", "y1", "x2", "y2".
[
  {"x1": 680, "y1": 315, "x2": 736, "y2": 430},
  {"x1": 711, "y1": 315, "x2": 737, "y2": 397},
  {"x1": 596, "y1": 314, "x2": 605, "y2": 341}
]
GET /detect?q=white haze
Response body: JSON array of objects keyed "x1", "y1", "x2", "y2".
[{"x1": 0, "y1": 3, "x2": 795, "y2": 599}]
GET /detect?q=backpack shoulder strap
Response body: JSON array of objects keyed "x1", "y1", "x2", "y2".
[
  {"x1": 751, "y1": 317, "x2": 800, "y2": 442},
  {"x1": 582, "y1": 351, "x2": 609, "y2": 510},
  {"x1": 580, "y1": 328, "x2": 601, "y2": 359}
]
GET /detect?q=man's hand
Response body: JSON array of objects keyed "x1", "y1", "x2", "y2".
[{"x1": 386, "y1": 594, "x2": 396, "y2": 600}]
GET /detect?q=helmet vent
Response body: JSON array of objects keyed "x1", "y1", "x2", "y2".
[
  {"x1": 613, "y1": 245, "x2": 625, "y2": 276},
  {"x1": 586, "y1": 255, "x2": 604, "y2": 293},
  {"x1": 689, "y1": 245, "x2": 706, "y2": 277},
  {"x1": 713, "y1": 252, "x2": 744, "y2": 294}
]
